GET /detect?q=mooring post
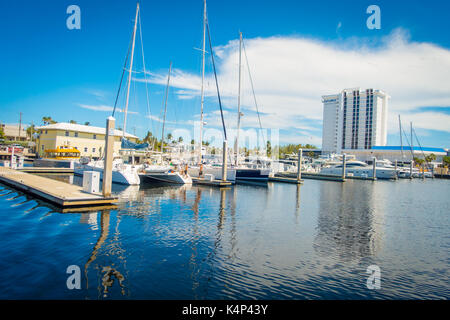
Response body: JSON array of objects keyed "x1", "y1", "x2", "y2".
[
  {"x1": 372, "y1": 157, "x2": 377, "y2": 180},
  {"x1": 341, "y1": 154, "x2": 346, "y2": 180},
  {"x1": 102, "y1": 116, "x2": 115, "y2": 197},
  {"x1": 10, "y1": 145, "x2": 14, "y2": 169},
  {"x1": 394, "y1": 160, "x2": 398, "y2": 179},
  {"x1": 297, "y1": 148, "x2": 302, "y2": 181},
  {"x1": 222, "y1": 140, "x2": 228, "y2": 182},
  {"x1": 409, "y1": 160, "x2": 413, "y2": 179}
]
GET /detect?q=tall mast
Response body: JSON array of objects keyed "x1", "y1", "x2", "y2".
[
  {"x1": 198, "y1": 0, "x2": 207, "y2": 165},
  {"x1": 234, "y1": 32, "x2": 242, "y2": 166},
  {"x1": 410, "y1": 121, "x2": 414, "y2": 160},
  {"x1": 161, "y1": 62, "x2": 172, "y2": 153},
  {"x1": 398, "y1": 114, "x2": 404, "y2": 159},
  {"x1": 123, "y1": 2, "x2": 140, "y2": 137}
]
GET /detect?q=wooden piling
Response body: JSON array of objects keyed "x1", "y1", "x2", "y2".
[{"x1": 102, "y1": 116, "x2": 115, "y2": 197}]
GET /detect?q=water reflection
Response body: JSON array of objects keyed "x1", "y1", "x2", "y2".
[
  {"x1": 83, "y1": 209, "x2": 129, "y2": 299},
  {"x1": 313, "y1": 181, "x2": 384, "y2": 262}
]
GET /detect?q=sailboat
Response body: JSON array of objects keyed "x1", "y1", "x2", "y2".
[
  {"x1": 232, "y1": 32, "x2": 270, "y2": 182},
  {"x1": 187, "y1": 0, "x2": 237, "y2": 183},
  {"x1": 74, "y1": 3, "x2": 144, "y2": 186},
  {"x1": 141, "y1": 62, "x2": 192, "y2": 184}
]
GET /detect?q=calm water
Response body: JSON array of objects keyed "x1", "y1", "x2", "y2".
[{"x1": 0, "y1": 175, "x2": 448, "y2": 299}]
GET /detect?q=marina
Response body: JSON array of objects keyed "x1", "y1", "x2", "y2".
[{"x1": 0, "y1": 0, "x2": 449, "y2": 305}]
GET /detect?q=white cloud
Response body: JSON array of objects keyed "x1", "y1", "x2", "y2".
[
  {"x1": 78, "y1": 104, "x2": 138, "y2": 115},
  {"x1": 137, "y1": 29, "x2": 450, "y2": 145}
]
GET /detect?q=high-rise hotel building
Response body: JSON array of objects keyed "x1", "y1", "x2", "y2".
[{"x1": 321, "y1": 88, "x2": 389, "y2": 154}]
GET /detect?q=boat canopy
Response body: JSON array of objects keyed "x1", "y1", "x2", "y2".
[{"x1": 121, "y1": 138, "x2": 149, "y2": 150}]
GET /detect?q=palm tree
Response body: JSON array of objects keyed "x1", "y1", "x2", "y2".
[
  {"x1": 69, "y1": 120, "x2": 77, "y2": 124},
  {"x1": 84, "y1": 121, "x2": 90, "y2": 126},
  {"x1": 42, "y1": 116, "x2": 57, "y2": 125},
  {"x1": 178, "y1": 136, "x2": 183, "y2": 143},
  {"x1": 167, "y1": 133, "x2": 173, "y2": 141}
]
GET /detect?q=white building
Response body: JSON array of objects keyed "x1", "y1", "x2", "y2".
[{"x1": 322, "y1": 88, "x2": 389, "y2": 154}]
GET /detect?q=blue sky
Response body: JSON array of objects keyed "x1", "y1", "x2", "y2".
[{"x1": 0, "y1": 0, "x2": 449, "y2": 148}]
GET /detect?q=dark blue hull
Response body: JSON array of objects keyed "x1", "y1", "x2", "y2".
[{"x1": 235, "y1": 168, "x2": 269, "y2": 181}]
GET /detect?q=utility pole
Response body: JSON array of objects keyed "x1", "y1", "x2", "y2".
[{"x1": 18, "y1": 112, "x2": 22, "y2": 141}]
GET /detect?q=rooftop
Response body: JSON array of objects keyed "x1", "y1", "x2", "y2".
[
  {"x1": 36, "y1": 122, "x2": 138, "y2": 139},
  {"x1": 371, "y1": 146, "x2": 446, "y2": 153}
]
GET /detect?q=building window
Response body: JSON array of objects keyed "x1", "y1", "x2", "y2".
[
  {"x1": 45, "y1": 130, "x2": 48, "y2": 134},
  {"x1": 74, "y1": 132, "x2": 78, "y2": 137},
  {"x1": 65, "y1": 131, "x2": 69, "y2": 136},
  {"x1": 41, "y1": 145, "x2": 45, "y2": 151},
  {"x1": 84, "y1": 147, "x2": 88, "y2": 152},
  {"x1": 92, "y1": 148, "x2": 96, "y2": 152},
  {"x1": 93, "y1": 134, "x2": 97, "y2": 139}
]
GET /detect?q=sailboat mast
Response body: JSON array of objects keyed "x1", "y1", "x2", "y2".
[
  {"x1": 123, "y1": 3, "x2": 140, "y2": 137},
  {"x1": 161, "y1": 62, "x2": 172, "y2": 153},
  {"x1": 234, "y1": 32, "x2": 242, "y2": 166},
  {"x1": 198, "y1": 0, "x2": 207, "y2": 165},
  {"x1": 398, "y1": 115, "x2": 404, "y2": 159},
  {"x1": 410, "y1": 121, "x2": 414, "y2": 160}
]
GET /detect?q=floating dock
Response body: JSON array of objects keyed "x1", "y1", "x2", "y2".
[
  {"x1": 0, "y1": 166, "x2": 117, "y2": 208},
  {"x1": 17, "y1": 167, "x2": 74, "y2": 174},
  {"x1": 191, "y1": 177, "x2": 232, "y2": 187},
  {"x1": 275, "y1": 172, "x2": 346, "y2": 182},
  {"x1": 268, "y1": 176, "x2": 304, "y2": 184}
]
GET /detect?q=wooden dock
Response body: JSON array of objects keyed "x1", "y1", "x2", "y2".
[
  {"x1": 191, "y1": 177, "x2": 232, "y2": 187},
  {"x1": 17, "y1": 167, "x2": 74, "y2": 174},
  {"x1": 0, "y1": 166, "x2": 117, "y2": 207}
]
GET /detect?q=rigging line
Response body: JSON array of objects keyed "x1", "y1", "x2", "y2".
[
  {"x1": 400, "y1": 126, "x2": 414, "y2": 159},
  {"x1": 138, "y1": 10, "x2": 155, "y2": 145},
  {"x1": 206, "y1": 18, "x2": 227, "y2": 141},
  {"x1": 242, "y1": 37, "x2": 266, "y2": 147},
  {"x1": 112, "y1": 33, "x2": 134, "y2": 117},
  {"x1": 413, "y1": 127, "x2": 432, "y2": 171}
]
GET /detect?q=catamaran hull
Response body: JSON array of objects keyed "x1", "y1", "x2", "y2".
[
  {"x1": 235, "y1": 168, "x2": 270, "y2": 181},
  {"x1": 188, "y1": 166, "x2": 236, "y2": 183},
  {"x1": 74, "y1": 165, "x2": 140, "y2": 185},
  {"x1": 142, "y1": 172, "x2": 192, "y2": 185}
]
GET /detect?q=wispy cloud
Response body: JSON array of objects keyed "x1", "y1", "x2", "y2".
[{"x1": 78, "y1": 104, "x2": 139, "y2": 115}]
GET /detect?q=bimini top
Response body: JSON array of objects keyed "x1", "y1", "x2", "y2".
[{"x1": 371, "y1": 146, "x2": 447, "y2": 153}]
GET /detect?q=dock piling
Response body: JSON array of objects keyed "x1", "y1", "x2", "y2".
[
  {"x1": 297, "y1": 149, "x2": 302, "y2": 182},
  {"x1": 372, "y1": 157, "x2": 377, "y2": 180},
  {"x1": 341, "y1": 154, "x2": 346, "y2": 180},
  {"x1": 102, "y1": 116, "x2": 115, "y2": 197},
  {"x1": 222, "y1": 140, "x2": 228, "y2": 182}
]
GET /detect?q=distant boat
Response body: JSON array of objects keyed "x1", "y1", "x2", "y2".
[
  {"x1": 34, "y1": 145, "x2": 80, "y2": 168},
  {"x1": 320, "y1": 160, "x2": 397, "y2": 179}
]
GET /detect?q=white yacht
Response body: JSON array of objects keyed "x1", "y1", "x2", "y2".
[
  {"x1": 188, "y1": 164, "x2": 237, "y2": 183},
  {"x1": 320, "y1": 160, "x2": 397, "y2": 179},
  {"x1": 74, "y1": 157, "x2": 140, "y2": 185}
]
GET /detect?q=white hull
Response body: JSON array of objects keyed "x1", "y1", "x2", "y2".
[
  {"x1": 74, "y1": 163, "x2": 140, "y2": 185},
  {"x1": 142, "y1": 171, "x2": 192, "y2": 184},
  {"x1": 188, "y1": 165, "x2": 236, "y2": 182},
  {"x1": 320, "y1": 166, "x2": 397, "y2": 179}
]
